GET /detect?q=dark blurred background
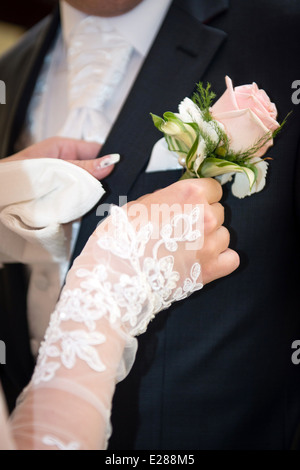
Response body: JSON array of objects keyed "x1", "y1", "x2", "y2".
[
  {"x1": 0, "y1": 0, "x2": 58, "y2": 29},
  {"x1": 0, "y1": 0, "x2": 58, "y2": 54}
]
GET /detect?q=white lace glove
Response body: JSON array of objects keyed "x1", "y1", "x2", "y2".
[
  {"x1": 7, "y1": 179, "x2": 238, "y2": 450},
  {"x1": 0, "y1": 386, "x2": 15, "y2": 450}
]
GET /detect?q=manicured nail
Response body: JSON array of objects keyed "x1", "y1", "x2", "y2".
[{"x1": 96, "y1": 154, "x2": 120, "y2": 169}]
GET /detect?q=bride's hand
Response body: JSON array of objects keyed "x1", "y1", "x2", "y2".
[
  {"x1": 123, "y1": 178, "x2": 239, "y2": 286},
  {"x1": 66, "y1": 177, "x2": 239, "y2": 338},
  {"x1": 9, "y1": 178, "x2": 239, "y2": 450},
  {"x1": 1, "y1": 137, "x2": 118, "y2": 180}
]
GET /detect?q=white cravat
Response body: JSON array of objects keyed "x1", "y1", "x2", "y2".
[{"x1": 59, "y1": 17, "x2": 133, "y2": 143}]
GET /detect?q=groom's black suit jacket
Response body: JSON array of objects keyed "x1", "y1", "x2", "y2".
[{"x1": 1, "y1": 0, "x2": 300, "y2": 450}]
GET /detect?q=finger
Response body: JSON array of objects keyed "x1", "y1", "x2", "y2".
[
  {"x1": 66, "y1": 154, "x2": 120, "y2": 180},
  {"x1": 214, "y1": 225, "x2": 231, "y2": 253},
  {"x1": 201, "y1": 226, "x2": 230, "y2": 262},
  {"x1": 204, "y1": 202, "x2": 225, "y2": 234},
  {"x1": 202, "y1": 248, "x2": 240, "y2": 285},
  {"x1": 216, "y1": 247, "x2": 240, "y2": 278},
  {"x1": 133, "y1": 193, "x2": 151, "y2": 204},
  {"x1": 144, "y1": 178, "x2": 223, "y2": 208},
  {"x1": 57, "y1": 139, "x2": 102, "y2": 161},
  {"x1": 5, "y1": 138, "x2": 102, "y2": 162}
]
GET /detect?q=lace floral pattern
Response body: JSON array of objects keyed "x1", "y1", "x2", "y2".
[
  {"x1": 32, "y1": 206, "x2": 203, "y2": 386},
  {"x1": 42, "y1": 436, "x2": 80, "y2": 450}
]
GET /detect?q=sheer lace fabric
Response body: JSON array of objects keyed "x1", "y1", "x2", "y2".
[
  {"x1": 7, "y1": 205, "x2": 203, "y2": 450},
  {"x1": 0, "y1": 387, "x2": 15, "y2": 450}
]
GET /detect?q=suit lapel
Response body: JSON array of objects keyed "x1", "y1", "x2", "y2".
[
  {"x1": 175, "y1": 0, "x2": 229, "y2": 23},
  {"x1": 0, "y1": 7, "x2": 60, "y2": 156},
  {"x1": 73, "y1": 0, "x2": 228, "y2": 258}
]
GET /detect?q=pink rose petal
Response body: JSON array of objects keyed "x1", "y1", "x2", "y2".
[
  {"x1": 212, "y1": 108, "x2": 272, "y2": 157},
  {"x1": 211, "y1": 76, "x2": 239, "y2": 114},
  {"x1": 211, "y1": 76, "x2": 280, "y2": 157}
]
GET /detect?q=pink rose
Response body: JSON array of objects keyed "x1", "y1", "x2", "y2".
[{"x1": 211, "y1": 76, "x2": 280, "y2": 157}]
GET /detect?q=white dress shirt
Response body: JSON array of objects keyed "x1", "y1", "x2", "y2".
[{"x1": 9, "y1": 0, "x2": 173, "y2": 356}]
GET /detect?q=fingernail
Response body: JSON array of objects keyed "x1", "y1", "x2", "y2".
[{"x1": 96, "y1": 154, "x2": 120, "y2": 169}]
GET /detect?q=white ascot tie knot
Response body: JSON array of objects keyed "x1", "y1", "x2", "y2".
[{"x1": 59, "y1": 17, "x2": 133, "y2": 143}]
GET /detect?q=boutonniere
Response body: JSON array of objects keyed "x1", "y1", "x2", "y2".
[{"x1": 151, "y1": 76, "x2": 287, "y2": 198}]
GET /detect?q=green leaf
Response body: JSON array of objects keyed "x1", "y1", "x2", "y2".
[
  {"x1": 179, "y1": 170, "x2": 196, "y2": 180},
  {"x1": 243, "y1": 163, "x2": 258, "y2": 185},
  {"x1": 165, "y1": 135, "x2": 189, "y2": 155},
  {"x1": 150, "y1": 113, "x2": 165, "y2": 130},
  {"x1": 162, "y1": 112, "x2": 190, "y2": 132},
  {"x1": 193, "y1": 82, "x2": 216, "y2": 108},
  {"x1": 240, "y1": 166, "x2": 256, "y2": 190},
  {"x1": 199, "y1": 157, "x2": 257, "y2": 189},
  {"x1": 186, "y1": 134, "x2": 200, "y2": 169},
  {"x1": 215, "y1": 146, "x2": 227, "y2": 157}
]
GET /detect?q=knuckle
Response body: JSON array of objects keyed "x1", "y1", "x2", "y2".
[
  {"x1": 204, "y1": 206, "x2": 217, "y2": 232},
  {"x1": 179, "y1": 180, "x2": 202, "y2": 202},
  {"x1": 214, "y1": 180, "x2": 223, "y2": 200},
  {"x1": 221, "y1": 226, "x2": 230, "y2": 245},
  {"x1": 217, "y1": 203, "x2": 225, "y2": 223},
  {"x1": 209, "y1": 177, "x2": 223, "y2": 200},
  {"x1": 177, "y1": 180, "x2": 208, "y2": 203}
]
